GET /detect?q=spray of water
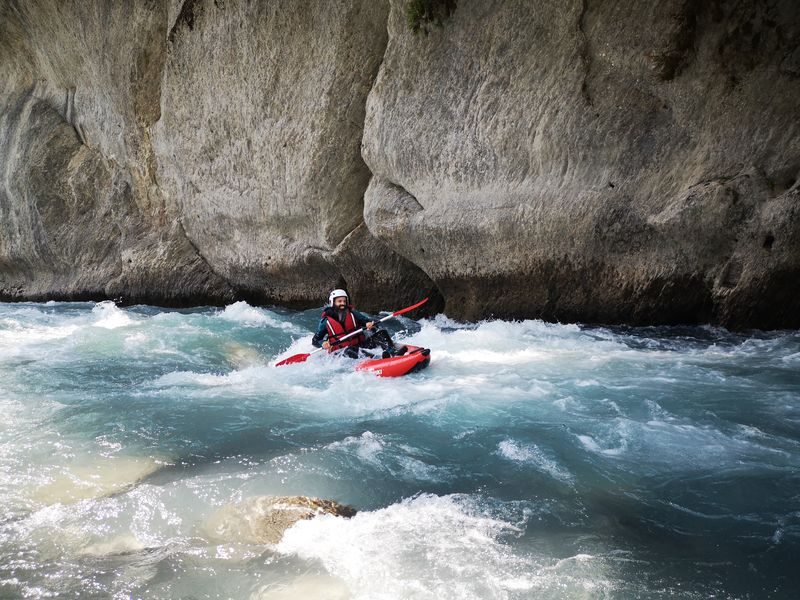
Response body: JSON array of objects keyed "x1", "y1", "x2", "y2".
[{"x1": 1, "y1": 301, "x2": 798, "y2": 598}]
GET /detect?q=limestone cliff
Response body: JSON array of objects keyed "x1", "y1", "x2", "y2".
[
  {"x1": 0, "y1": 0, "x2": 438, "y2": 311},
  {"x1": 153, "y1": 0, "x2": 437, "y2": 309},
  {"x1": 363, "y1": 0, "x2": 800, "y2": 328},
  {"x1": 0, "y1": 1, "x2": 232, "y2": 305},
  {"x1": 1, "y1": 0, "x2": 799, "y2": 328}
]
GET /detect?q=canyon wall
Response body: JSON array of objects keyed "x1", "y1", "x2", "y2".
[{"x1": 1, "y1": 0, "x2": 799, "y2": 328}]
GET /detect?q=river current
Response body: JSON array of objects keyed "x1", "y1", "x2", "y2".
[{"x1": 0, "y1": 300, "x2": 798, "y2": 599}]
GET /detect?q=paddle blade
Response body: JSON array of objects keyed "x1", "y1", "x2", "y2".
[
  {"x1": 275, "y1": 353, "x2": 310, "y2": 367},
  {"x1": 390, "y1": 297, "x2": 429, "y2": 318}
]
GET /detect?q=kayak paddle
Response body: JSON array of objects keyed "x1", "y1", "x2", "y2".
[{"x1": 275, "y1": 297, "x2": 429, "y2": 367}]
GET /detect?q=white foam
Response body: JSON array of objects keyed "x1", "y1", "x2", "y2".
[
  {"x1": 0, "y1": 319, "x2": 80, "y2": 347},
  {"x1": 91, "y1": 301, "x2": 136, "y2": 329},
  {"x1": 277, "y1": 495, "x2": 525, "y2": 599},
  {"x1": 576, "y1": 434, "x2": 627, "y2": 457},
  {"x1": 123, "y1": 331, "x2": 148, "y2": 346},
  {"x1": 271, "y1": 336, "x2": 317, "y2": 366},
  {"x1": 220, "y1": 301, "x2": 298, "y2": 331},
  {"x1": 781, "y1": 352, "x2": 800, "y2": 363},
  {"x1": 410, "y1": 318, "x2": 585, "y2": 355},
  {"x1": 434, "y1": 347, "x2": 556, "y2": 365},
  {"x1": 497, "y1": 439, "x2": 575, "y2": 485},
  {"x1": 278, "y1": 494, "x2": 610, "y2": 599},
  {"x1": 325, "y1": 432, "x2": 449, "y2": 482},
  {"x1": 155, "y1": 369, "x2": 243, "y2": 388},
  {"x1": 327, "y1": 431, "x2": 386, "y2": 466},
  {"x1": 575, "y1": 378, "x2": 601, "y2": 387}
]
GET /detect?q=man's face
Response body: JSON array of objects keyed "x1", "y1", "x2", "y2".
[{"x1": 333, "y1": 296, "x2": 348, "y2": 309}]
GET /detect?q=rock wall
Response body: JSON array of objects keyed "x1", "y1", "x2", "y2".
[
  {"x1": 153, "y1": 0, "x2": 438, "y2": 309},
  {"x1": 0, "y1": 1, "x2": 232, "y2": 305},
  {"x1": 362, "y1": 0, "x2": 800, "y2": 328},
  {"x1": 0, "y1": 0, "x2": 439, "y2": 311},
  {"x1": 1, "y1": 0, "x2": 799, "y2": 328}
]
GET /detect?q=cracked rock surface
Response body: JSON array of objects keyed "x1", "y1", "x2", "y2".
[
  {"x1": 362, "y1": 0, "x2": 800, "y2": 328},
  {"x1": 0, "y1": 1, "x2": 232, "y2": 305},
  {"x1": 2, "y1": 0, "x2": 800, "y2": 328},
  {"x1": 0, "y1": 0, "x2": 438, "y2": 312},
  {"x1": 153, "y1": 0, "x2": 436, "y2": 308}
]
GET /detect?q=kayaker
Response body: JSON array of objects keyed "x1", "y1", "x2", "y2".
[{"x1": 311, "y1": 289, "x2": 401, "y2": 359}]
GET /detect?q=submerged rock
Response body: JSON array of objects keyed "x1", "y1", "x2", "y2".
[
  {"x1": 77, "y1": 533, "x2": 148, "y2": 558},
  {"x1": 28, "y1": 455, "x2": 166, "y2": 505},
  {"x1": 251, "y1": 574, "x2": 351, "y2": 600},
  {"x1": 202, "y1": 495, "x2": 357, "y2": 545}
]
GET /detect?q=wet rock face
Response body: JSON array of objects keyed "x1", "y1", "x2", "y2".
[
  {"x1": 153, "y1": 0, "x2": 418, "y2": 307},
  {"x1": 0, "y1": 86, "x2": 229, "y2": 305},
  {"x1": 0, "y1": 1, "x2": 233, "y2": 305},
  {"x1": 362, "y1": 0, "x2": 800, "y2": 328},
  {"x1": 1, "y1": 0, "x2": 799, "y2": 328},
  {"x1": 0, "y1": 0, "x2": 438, "y2": 312}
]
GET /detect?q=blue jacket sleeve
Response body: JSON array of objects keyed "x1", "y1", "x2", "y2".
[
  {"x1": 351, "y1": 309, "x2": 374, "y2": 327},
  {"x1": 311, "y1": 318, "x2": 328, "y2": 348}
]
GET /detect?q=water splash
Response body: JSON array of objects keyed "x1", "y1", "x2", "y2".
[{"x1": 0, "y1": 301, "x2": 798, "y2": 598}]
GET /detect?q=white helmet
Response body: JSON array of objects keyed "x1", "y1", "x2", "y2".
[{"x1": 328, "y1": 288, "x2": 349, "y2": 306}]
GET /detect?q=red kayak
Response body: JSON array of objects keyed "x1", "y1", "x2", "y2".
[{"x1": 355, "y1": 345, "x2": 431, "y2": 377}]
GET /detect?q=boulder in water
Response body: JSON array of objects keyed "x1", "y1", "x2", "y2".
[{"x1": 202, "y1": 495, "x2": 356, "y2": 545}]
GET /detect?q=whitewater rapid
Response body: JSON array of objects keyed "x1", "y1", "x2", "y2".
[{"x1": 1, "y1": 301, "x2": 798, "y2": 598}]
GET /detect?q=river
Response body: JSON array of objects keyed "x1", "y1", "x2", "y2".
[{"x1": 1, "y1": 300, "x2": 798, "y2": 599}]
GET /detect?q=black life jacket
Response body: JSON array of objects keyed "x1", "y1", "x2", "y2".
[{"x1": 322, "y1": 306, "x2": 365, "y2": 351}]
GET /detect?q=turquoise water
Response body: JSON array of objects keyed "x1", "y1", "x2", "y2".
[{"x1": 1, "y1": 300, "x2": 798, "y2": 599}]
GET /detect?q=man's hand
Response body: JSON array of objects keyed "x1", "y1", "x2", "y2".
[
  {"x1": 366, "y1": 321, "x2": 375, "y2": 330},
  {"x1": 323, "y1": 340, "x2": 331, "y2": 350}
]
